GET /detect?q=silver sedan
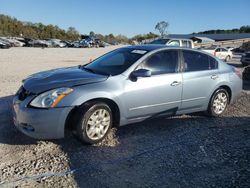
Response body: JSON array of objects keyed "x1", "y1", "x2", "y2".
[{"x1": 13, "y1": 45, "x2": 242, "y2": 144}]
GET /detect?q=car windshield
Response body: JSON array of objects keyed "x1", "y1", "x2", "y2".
[
  {"x1": 149, "y1": 39, "x2": 170, "y2": 44},
  {"x1": 84, "y1": 48, "x2": 148, "y2": 76}
]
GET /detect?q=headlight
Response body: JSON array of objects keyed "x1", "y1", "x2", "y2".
[{"x1": 30, "y1": 88, "x2": 73, "y2": 108}]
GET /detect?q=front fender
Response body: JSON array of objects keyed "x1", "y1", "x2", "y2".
[{"x1": 71, "y1": 91, "x2": 118, "y2": 106}]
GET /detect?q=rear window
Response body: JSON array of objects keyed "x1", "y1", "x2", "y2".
[
  {"x1": 182, "y1": 50, "x2": 218, "y2": 72},
  {"x1": 149, "y1": 39, "x2": 170, "y2": 44}
]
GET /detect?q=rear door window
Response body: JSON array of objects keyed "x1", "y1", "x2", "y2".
[{"x1": 182, "y1": 50, "x2": 218, "y2": 72}]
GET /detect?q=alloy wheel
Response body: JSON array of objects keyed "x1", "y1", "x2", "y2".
[
  {"x1": 212, "y1": 92, "x2": 228, "y2": 114},
  {"x1": 85, "y1": 109, "x2": 111, "y2": 140}
]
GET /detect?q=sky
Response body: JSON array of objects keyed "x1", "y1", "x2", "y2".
[{"x1": 0, "y1": 0, "x2": 250, "y2": 37}]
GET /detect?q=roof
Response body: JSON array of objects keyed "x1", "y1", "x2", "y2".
[
  {"x1": 167, "y1": 33, "x2": 250, "y2": 41},
  {"x1": 191, "y1": 36, "x2": 215, "y2": 42},
  {"x1": 124, "y1": 44, "x2": 166, "y2": 51}
]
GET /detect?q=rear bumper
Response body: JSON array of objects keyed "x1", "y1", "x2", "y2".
[{"x1": 13, "y1": 96, "x2": 73, "y2": 139}]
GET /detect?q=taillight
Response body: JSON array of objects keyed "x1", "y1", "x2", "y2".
[
  {"x1": 233, "y1": 67, "x2": 242, "y2": 79},
  {"x1": 214, "y1": 51, "x2": 216, "y2": 57}
]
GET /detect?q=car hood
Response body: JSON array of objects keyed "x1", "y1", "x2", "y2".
[{"x1": 23, "y1": 66, "x2": 108, "y2": 94}]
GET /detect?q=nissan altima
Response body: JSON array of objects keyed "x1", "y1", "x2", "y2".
[{"x1": 13, "y1": 45, "x2": 242, "y2": 144}]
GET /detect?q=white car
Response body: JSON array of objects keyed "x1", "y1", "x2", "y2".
[
  {"x1": 202, "y1": 47, "x2": 233, "y2": 62},
  {"x1": 149, "y1": 38, "x2": 194, "y2": 48},
  {"x1": 47, "y1": 39, "x2": 67, "y2": 48}
]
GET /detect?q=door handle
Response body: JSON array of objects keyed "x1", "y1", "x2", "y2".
[
  {"x1": 171, "y1": 81, "x2": 181, "y2": 86},
  {"x1": 211, "y1": 75, "x2": 218, "y2": 80}
]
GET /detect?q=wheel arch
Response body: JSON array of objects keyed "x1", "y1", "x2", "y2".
[
  {"x1": 218, "y1": 85, "x2": 232, "y2": 102},
  {"x1": 209, "y1": 84, "x2": 232, "y2": 104},
  {"x1": 65, "y1": 97, "x2": 121, "y2": 131}
]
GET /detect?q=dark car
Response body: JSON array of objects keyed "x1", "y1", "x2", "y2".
[
  {"x1": 28, "y1": 39, "x2": 49, "y2": 47},
  {"x1": 0, "y1": 40, "x2": 11, "y2": 49},
  {"x1": 232, "y1": 47, "x2": 245, "y2": 54},
  {"x1": 241, "y1": 52, "x2": 250, "y2": 67}
]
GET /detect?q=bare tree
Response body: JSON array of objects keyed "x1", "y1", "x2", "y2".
[{"x1": 155, "y1": 21, "x2": 169, "y2": 37}]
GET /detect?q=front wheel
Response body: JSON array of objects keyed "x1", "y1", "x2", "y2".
[
  {"x1": 76, "y1": 102, "x2": 112, "y2": 144},
  {"x1": 207, "y1": 89, "x2": 229, "y2": 116}
]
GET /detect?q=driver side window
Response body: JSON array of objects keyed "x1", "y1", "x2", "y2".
[{"x1": 139, "y1": 50, "x2": 179, "y2": 75}]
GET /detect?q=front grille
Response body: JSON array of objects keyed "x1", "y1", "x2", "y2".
[{"x1": 16, "y1": 86, "x2": 30, "y2": 101}]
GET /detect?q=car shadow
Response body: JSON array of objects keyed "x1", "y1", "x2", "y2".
[
  {"x1": 0, "y1": 95, "x2": 38, "y2": 145},
  {"x1": 0, "y1": 94, "x2": 250, "y2": 187}
]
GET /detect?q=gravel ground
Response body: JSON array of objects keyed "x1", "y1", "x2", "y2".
[{"x1": 0, "y1": 47, "x2": 249, "y2": 187}]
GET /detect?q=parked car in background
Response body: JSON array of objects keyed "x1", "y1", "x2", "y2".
[
  {"x1": 202, "y1": 47, "x2": 233, "y2": 62},
  {"x1": 0, "y1": 40, "x2": 11, "y2": 49},
  {"x1": 241, "y1": 52, "x2": 250, "y2": 67},
  {"x1": 226, "y1": 47, "x2": 235, "y2": 52},
  {"x1": 13, "y1": 45, "x2": 242, "y2": 144},
  {"x1": 47, "y1": 39, "x2": 67, "y2": 48},
  {"x1": 28, "y1": 39, "x2": 49, "y2": 47},
  {"x1": 149, "y1": 38, "x2": 194, "y2": 48},
  {"x1": 63, "y1": 41, "x2": 75, "y2": 48},
  {"x1": 95, "y1": 39, "x2": 105, "y2": 48},
  {"x1": 0, "y1": 37, "x2": 25, "y2": 47},
  {"x1": 79, "y1": 39, "x2": 91, "y2": 48},
  {"x1": 231, "y1": 47, "x2": 245, "y2": 54}
]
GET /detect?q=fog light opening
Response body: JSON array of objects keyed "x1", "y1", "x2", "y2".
[{"x1": 20, "y1": 123, "x2": 35, "y2": 132}]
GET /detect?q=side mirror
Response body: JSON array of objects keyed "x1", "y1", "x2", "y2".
[{"x1": 131, "y1": 69, "x2": 151, "y2": 78}]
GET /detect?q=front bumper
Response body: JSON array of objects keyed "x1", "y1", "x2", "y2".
[{"x1": 12, "y1": 95, "x2": 73, "y2": 139}]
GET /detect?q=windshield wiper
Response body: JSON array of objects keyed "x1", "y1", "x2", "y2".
[
  {"x1": 79, "y1": 65, "x2": 96, "y2": 74},
  {"x1": 80, "y1": 65, "x2": 110, "y2": 76}
]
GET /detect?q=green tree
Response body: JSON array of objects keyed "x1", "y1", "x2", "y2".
[
  {"x1": 155, "y1": 21, "x2": 169, "y2": 37},
  {"x1": 89, "y1": 31, "x2": 95, "y2": 37},
  {"x1": 0, "y1": 14, "x2": 80, "y2": 41}
]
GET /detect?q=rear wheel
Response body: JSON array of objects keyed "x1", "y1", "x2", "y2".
[
  {"x1": 207, "y1": 88, "x2": 229, "y2": 116},
  {"x1": 76, "y1": 102, "x2": 112, "y2": 144}
]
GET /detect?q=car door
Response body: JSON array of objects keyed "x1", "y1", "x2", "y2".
[
  {"x1": 180, "y1": 49, "x2": 219, "y2": 112},
  {"x1": 122, "y1": 50, "x2": 182, "y2": 122},
  {"x1": 215, "y1": 48, "x2": 222, "y2": 59},
  {"x1": 220, "y1": 48, "x2": 228, "y2": 59}
]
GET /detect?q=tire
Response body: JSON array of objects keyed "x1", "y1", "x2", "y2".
[
  {"x1": 242, "y1": 62, "x2": 248, "y2": 67},
  {"x1": 207, "y1": 88, "x2": 229, "y2": 117},
  {"x1": 75, "y1": 102, "x2": 113, "y2": 144},
  {"x1": 225, "y1": 55, "x2": 230, "y2": 62}
]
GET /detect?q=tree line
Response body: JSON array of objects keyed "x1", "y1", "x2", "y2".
[
  {"x1": 1, "y1": 14, "x2": 249, "y2": 43},
  {"x1": 193, "y1": 26, "x2": 250, "y2": 34},
  {"x1": 0, "y1": 14, "x2": 80, "y2": 41},
  {"x1": 0, "y1": 14, "x2": 160, "y2": 43}
]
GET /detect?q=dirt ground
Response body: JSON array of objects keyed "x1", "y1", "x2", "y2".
[{"x1": 0, "y1": 47, "x2": 249, "y2": 187}]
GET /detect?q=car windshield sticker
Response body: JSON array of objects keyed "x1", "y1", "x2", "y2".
[{"x1": 131, "y1": 50, "x2": 147, "y2": 55}]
